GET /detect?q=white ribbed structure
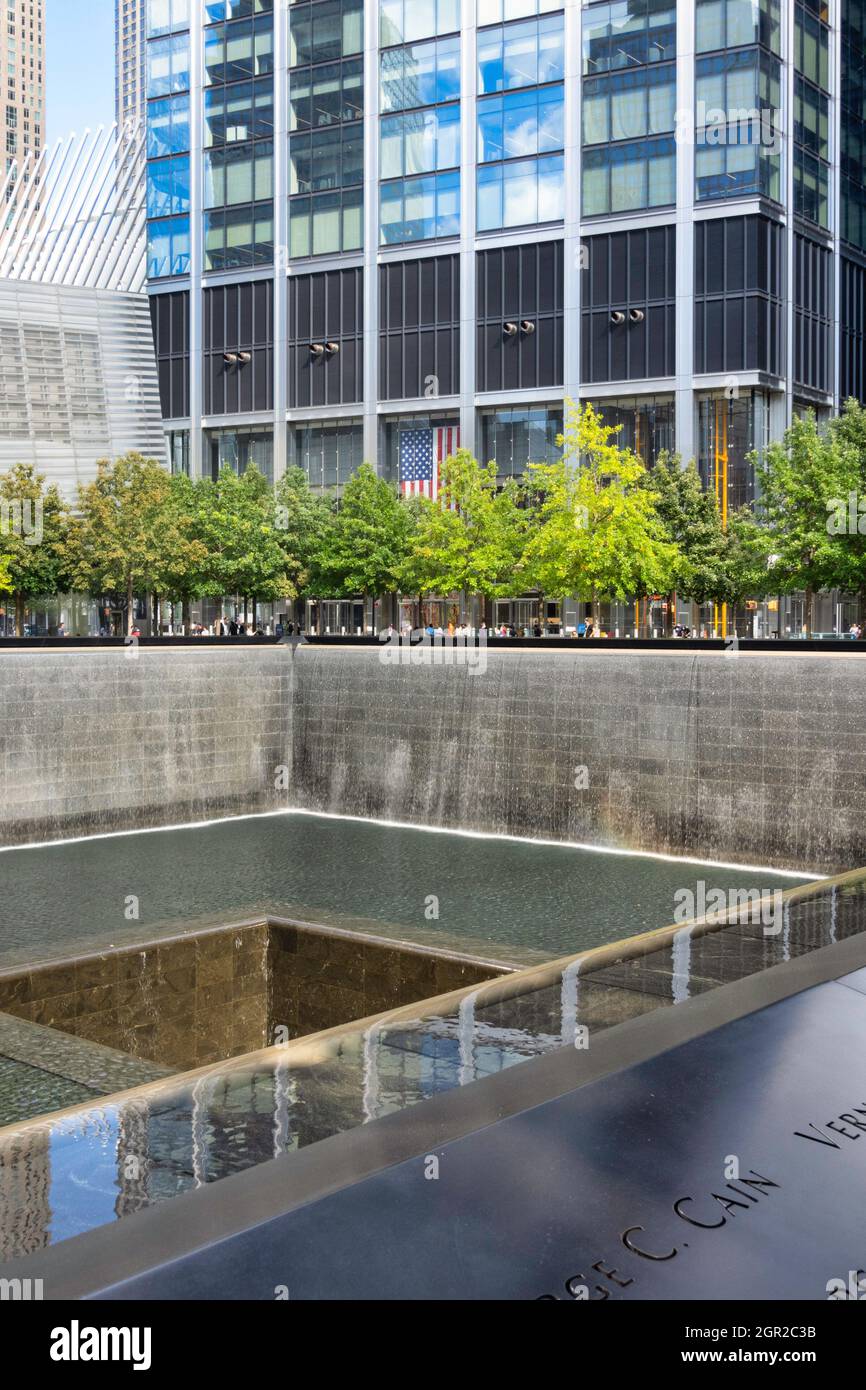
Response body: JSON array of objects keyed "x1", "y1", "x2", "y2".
[
  {"x1": 0, "y1": 122, "x2": 145, "y2": 294},
  {"x1": 0, "y1": 122, "x2": 165, "y2": 496}
]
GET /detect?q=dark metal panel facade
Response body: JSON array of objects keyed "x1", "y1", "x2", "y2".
[
  {"x1": 476, "y1": 242, "x2": 564, "y2": 393},
  {"x1": 580, "y1": 226, "x2": 676, "y2": 384},
  {"x1": 149, "y1": 290, "x2": 190, "y2": 421},
  {"x1": 288, "y1": 267, "x2": 363, "y2": 409},
  {"x1": 840, "y1": 252, "x2": 866, "y2": 405},
  {"x1": 378, "y1": 254, "x2": 460, "y2": 401},
  {"x1": 793, "y1": 232, "x2": 833, "y2": 395},
  {"x1": 203, "y1": 280, "x2": 274, "y2": 416},
  {"x1": 694, "y1": 215, "x2": 784, "y2": 377}
]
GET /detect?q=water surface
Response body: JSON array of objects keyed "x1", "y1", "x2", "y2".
[{"x1": 0, "y1": 811, "x2": 812, "y2": 969}]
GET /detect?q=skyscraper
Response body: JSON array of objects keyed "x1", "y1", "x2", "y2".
[
  {"x1": 142, "y1": 0, "x2": 866, "y2": 632},
  {"x1": 116, "y1": 0, "x2": 147, "y2": 131},
  {"x1": 2, "y1": 0, "x2": 45, "y2": 185}
]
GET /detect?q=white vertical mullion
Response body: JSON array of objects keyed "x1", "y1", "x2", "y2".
[
  {"x1": 189, "y1": 1, "x2": 205, "y2": 479},
  {"x1": 563, "y1": 0, "x2": 581, "y2": 407},
  {"x1": 674, "y1": 0, "x2": 695, "y2": 465},
  {"x1": 783, "y1": 0, "x2": 796, "y2": 434},
  {"x1": 830, "y1": 0, "x2": 842, "y2": 412},
  {"x1": 273, "y1": 0, "x2": 289, "y2": 484},
  {"x1": 363, "y1": 0, "x2": 380, "y2": 467},
  {"x1": 459, "y1": 0, "x2": 476, "y2": 456}
]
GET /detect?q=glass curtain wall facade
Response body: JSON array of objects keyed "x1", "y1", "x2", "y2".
[
  {"x1": 203, "y1": 1, "x2": 275, "y2": 270},
  {"x1": 290, "y1": 0, "x2": 363, "y2": 256},
  {"x1": 146, "y1": 0, "x2": 192, "y2": 279},
  {"x1": 144, "y1": 1, "x2": 863, "y2": 632}
]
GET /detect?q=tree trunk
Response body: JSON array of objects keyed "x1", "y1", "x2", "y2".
[
  {"x1": 14, "y1": 591, "x2": 24, "y2": 638},
  {"x1": 592, "y1": 589, "x2": 601, "y2": 630},
  {"x1": 804, "y1": 586, "x2": 814, "y2": 638},
  {"x1": 126, "y1": 576, "x2": 134, "y2": 637},
  {"x1": 182, "y1": 597, "x2": 191, "y2": 635},
  {"x1": 152, "y1": 593, "x2": 160, "y2": 638},
  {"x1": 859, "y1": 585, "x2": 866, "y2": 631}
]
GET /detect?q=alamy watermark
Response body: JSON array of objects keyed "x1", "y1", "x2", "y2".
[
  {"x1": 826, "y1": 1270, "x2": 866, "y2": 1300},
  {"x1": 379, "y1": 629, "x2": 488, "y2": 676},
  {"x1": 827, "y1": 493, "x2": 866, "y2": 535},
  {"x1": 0, "y1": 498, "x2": 42, "y2": 545},
  {"x1": 676, "y1": 104, "x2": 782, "y2": 156},
  {"x1": 674, "y1": 880, "x2": 784, "y2": 936}
]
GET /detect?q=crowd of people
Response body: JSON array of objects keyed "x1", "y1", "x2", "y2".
[{"x1": 404, "y1": 619, "x2": 612, "y2": 639}]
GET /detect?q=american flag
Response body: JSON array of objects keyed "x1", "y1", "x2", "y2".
[{"x1": 399, "y1": 426, "x2": 460, "y2": 500}]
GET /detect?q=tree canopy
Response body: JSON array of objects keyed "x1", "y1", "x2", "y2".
[
  {"x1": 5, "y1": 403, "x2": 866, "y2": 636},
  {"x1": 522, "y1": 403, "x2": 679, "y2": 622}
]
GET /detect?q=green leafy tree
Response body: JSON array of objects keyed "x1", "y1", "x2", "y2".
[
  {"x1": 317, "y1": 462, "x2": 411, "y2": 611},
  {"x1": 397, "y1": 450, "x2": 527, "y2": 619},
  {"x1": 192, "y1": 465, "x2": 294, "y2": 623},
  {"x1": 60, "y1": 454, "x2": 173, "y2": 636},
  {"x1": 754, "y1": 412, "x2": 855, "y2": 635},
  {"x1": 274, "y1": 466, "x2": 335, "y2": 618},
  {"x1": 717, "y1": 506, "x2": 775, "y2": 613},
  {"x1": 522, "y1": 402, "x2": 679, "y2": 627},
  {"x1": 0, "y1": 463, "x2": 71, "y2": 635},
  {"x1": 828, "y1": 398, "x2": 866, "y2": 624},
  {"x1": 149, "y1": 472, "x2": 211, "y2": 632},
  {"x1": 646, "y1": 452, "x2": 729, "y2": 627}
]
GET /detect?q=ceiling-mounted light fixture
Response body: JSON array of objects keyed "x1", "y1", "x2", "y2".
[
  {"x1": 503, "y1": 321, "x2": 518, "y2": 337},
  {"x1": 629, "y1": 308, "x2": 645, "y2": 323},
  {"x1": 520, "y1": 320, "x2": 536, "y2": 335},
  {"x1": 610, "y1": 311, "x2": 626, "y2": 325}
]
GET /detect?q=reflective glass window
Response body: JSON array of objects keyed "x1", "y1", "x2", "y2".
[
  {"x1": 147, "y1": 33, "x2": 191, "y2": 98},
  {"x1": 379, "y1": 169, "x2": 460, "y2": 244},
  {"x1": 381, "y1": 35, "x2": 460, "y2": 111}
]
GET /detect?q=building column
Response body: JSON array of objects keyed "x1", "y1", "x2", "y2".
[
  {"x1": 273, "y1": 0, "x2": 289, "y2": 484},
  {"x1": 363, "y1": 0, "x2": 380, "y2": 468},
  {"x1": 783, "y1": 0, "x2": 796, "y2": 433},
  {"x1": 830, "y1": 0, "x2": 843, "y2": 412},
  {"x1": 188, "y1": 1, "x2": 205, "y2": 480},
  {"x1": 563, "y1": 0, "x2": 582, "y2": 407},
  {"x1": 674, "y1": 0, "x2": 696, "y2": 464},
  {"x1": 459, "y1": 0, "x2": 477, "y2": 457}
]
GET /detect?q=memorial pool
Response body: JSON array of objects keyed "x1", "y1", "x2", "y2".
[{"x1": 0, "y1": 810, "x2": 813, "y2": 970}]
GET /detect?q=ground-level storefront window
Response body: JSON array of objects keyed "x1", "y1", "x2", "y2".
[
  {"x1": 479, "y1": 405, "x2": 563, "y2": 479},
  {"x1": 207, "y1": 427, "x2": 274, "y2": 483},
  {"x1": 584, "y1": 395, "x2": 675, "y2": 468},
  {"x1": 291, "y1": 420, "x2": 363, "y2": 492},
  {"x1": 380, "y1": 413, "x2": 461, "y2": 489},
  {"x1": 168, "y1": 429, "x2": 190, "y2": 475},
  {"x1": 697, "y1": 389, "x2": 770, "y2": 519}
]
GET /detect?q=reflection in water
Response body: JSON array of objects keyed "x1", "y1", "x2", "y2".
[
  {"x1": 671, "y1": 927, "x2": 692, "y2": 1004},
  {"x1": 458, "y1": 992, "x2": 477, "y2": 1089},
  {"x1": 362, "y1": 1023, "x2": 381, "y2": 1126},
  {"x1": 559, "y1": 958, "x2": 581, "y2": 1049},
  {"x1": 0, "y1": 872, "x2": 864, "y2": 1265}
]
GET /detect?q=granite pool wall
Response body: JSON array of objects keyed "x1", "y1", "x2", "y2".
[
  {"x1": 1, "y1": 645, "x2": 864, "y2": 874},
  {"x1": 0, "y1": 647, "x2": 290, "y2": 844},
  {"x1": 0, "y1": 917, "x2": 506, "y2": 1072}
]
